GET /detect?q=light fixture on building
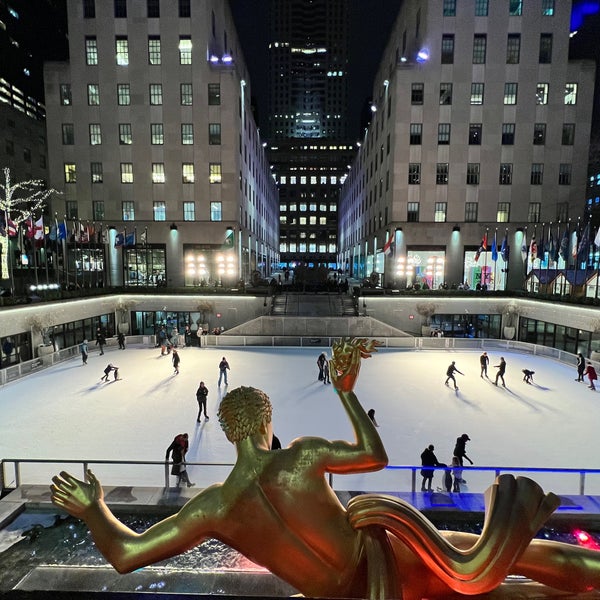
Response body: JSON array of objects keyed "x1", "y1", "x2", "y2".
[
  {"x1": 170, "y1": 223, "x2": 178, "y2": 231},
  {"x1": 453, "y1": 225, "x2": 460, "y2": 232},
  {"x1": 383, "y1": 79, "x2": 389, "y2": 87}
]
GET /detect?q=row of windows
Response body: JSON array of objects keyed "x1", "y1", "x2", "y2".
[
  {"x1": 83, "y1": 0, "x2": 191, "y2": 19},
  {"x1": 280, "y1": 203, "x2": 337, "y2": 213},
  {"x1": 408, "y1": 122, "x2": 575, "y2": 146},
  {"x1": 442, "y1": 0, "x2": 554, "y2": 17},
  {"x1": 277, "y1": 175, "x2": 342, "y2": 185},
  {"x1": 279, "y1": 243, "x2": 337, "y2": 254},
  {"x1": 64, "y1": 162, "x2": 223, "y2": 184},
  {"x1": 61, "y1": 122, "x2": 221, "y2": 146},
  {"x1": 440, "y1": 32, "x2": 554, "y2": 65},
  {"x1": 4, "y1": 140, "x2": 46, "y2": 168},
  {"x1": 61, "y1": 82, "x2": 221, "y2": 107},
  {"x1": 66, "y1": 199, "x2": 221, "y2": 223},
  {"x1": 406, "y1": 162, "x2": 572, "y2": 186},
  {"x1": 280, "y1": 216, "x2": 330, "y2": 226},
  {"x1": 410, "y1": 82, "x2": 578, "y2": 106}
]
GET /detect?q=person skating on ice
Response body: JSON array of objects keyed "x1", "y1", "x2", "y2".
[
  {"x1": 584, "y1": 362, "x2": 598, "y2": 391},
  {"x1": 172, "y1": 348, "x2": 180, "y2": 375},
  {"x1": 317, "y1": 352, "x2": 327, "y2": 381},
  {"x1": 445, "y1": 361, "x2": 463, "y2": 390},
  {"x1": 196, "y1": 381, "x2": 209, "y2": 421},
  {"x1": 322, "y1": 355, "x2": 331, "y2": 384},
  {"x1": 479, "y1": 352, "x2": 489, "y2": 378},
  {"x1": 101, "y1": 363, "x2": 119, "y2": 382},
  {"x1": 494, "y1": 357, "x2": 507, "y2": 387},
  {"x1": 165, "y1": 433, "x2": 194, "y2": 488},
  {"x1": 80, "y1": 339, "x2": 88, "y2": 365},
  {"x1": 117, "y1": 331, "x2": 125, "y2": 350},
  {"x1": 576, "y1": 353, "x2": 585, "y2": 382},
  {"x1": 522, "y1": 369, "x2": 534, "y2": 384},
  {"x1": 218, "y1": 356, "x2": 230, "y2": 386}
]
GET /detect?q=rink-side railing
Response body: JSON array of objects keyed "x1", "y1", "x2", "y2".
[
  {"x1": 3, "y1": 458, "x2": 600, "y2": 499},
  {"x1": 0, "y1": 334, "x2": 594, "y2": 387}
]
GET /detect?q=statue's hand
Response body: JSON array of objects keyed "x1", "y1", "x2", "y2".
[
  {"x1": 330, "y1": 338, "x2": 382, "y2": 392},
  {"x1": 51, "y1": 469, "x2": 103, "y2": 517}
]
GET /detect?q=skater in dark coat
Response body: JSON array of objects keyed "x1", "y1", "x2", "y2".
[
  {"x1": 494, "y1": 357, "x2": 507, "y2": 387},
  {"x1": 453, "y1": 433, "x2": 473, "y2": 468},
  {"x1": 172, "y1": 349, "x2": 180, "y2": 374},
  {"x1": 117, "y1": 332, "x2": 125, "y2": 350},
  {"x1": 322, "y1": 356, "x2": 331, "y2": 384},
  {"x1": 576, "y1": 353, "x2": 585, "y2": 382},
  {"x1": 522, "y1": 369, "x2": 534, "y2": 384},
  {"x1": 317, "y1": 353, "x2": 327, "y2": 381},
  {"x1": 479, "y1": 352, "x2": 489, "y2": 378},
  {"x1": 420, "y1": 444, "x2": 440, "y2": 492},
  {"x1": 445, "y1": 361, "x2": 463, "y2": 390},
  {"x1": 218, "y1": 357, "x2": 230, "y2": 386},
  {"x1": 101, "y1": 363, "x2": 119, "y2": 381},
  {"x1": 95, "y1": 328, "x2": 106, "y2": 355},
  {"x1": 165, "y1": 434, "x2": 194, "y2": 487},
  {"x1": 195, "y1": 381, "x2": 209, "y2": 422}
]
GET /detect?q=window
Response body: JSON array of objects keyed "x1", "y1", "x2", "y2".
[
  {"x1": 183, "y1": 202, "x2": 195, "y2": 221},
  {"x1": 493, "y1": 204, "x2": 510, "y2": 226},
  {"x1": 506, "y1": 34, "x2": 521, "y2": 63},
  {"x1": 153, "y1": 201, "x2": 166, "y2": 221},
  {"x1": 85, "y1": 36, "x2": 98, "y2": 65},
  {"x1": 209, "y1": 123, "x2": 221, "y2": 145},
  {"x1": 209, "y1": 163, "x2": 222, "y2": 184},
  {"x1": 556, "y1": 202, "x2": 569, "y2": 222},
  {"x1": 434, "y1": 202, "x2": 447, "y2": 222},
  {"x1": 60, "y1": 84, "x2": 72, "y2": 105},
  {"x1": 533, "y1": 123, "x2": 546, "y2": 145},
  {"x1": 151, "y1": 123, "x2": 164, "y2": 145},
  {"x1": 466, "y1": 163, "x2": 480, "y2": 185},
  {"x1": 148, "y1": 36, "x2": 161, "y2": 64},
  {"x1": 66, "y1": 201, "x2": 78, "y2": 220},
  {"x1": 410, "y1": 123, "x2": 422, "y2": 144},
  {"x1": 147, "y1": 0, "x2": 160, "y2": 18},
  {"x1": 473, "y1": 34, "x2": 486, "y2": 63},
  {"x1": 539, "y1": 33, "x2": 553, "y2": 63},
  {"x1": 180, "y1": 83, "x2": 193, "y2": 105},
  {"x1": 465, "y1": 202, "x2": 478, "y2": 222},
  {"x1": 62, "y1": 123, "x2": 74, "y2": 145},
  {"x1": 443, "y1": 0, "x2": 456, "y2": 16},
  {"x1": 5, "y1": 140, "x2": 13, "y2": 156},
  {"x1": 87, "y1": 83, "x2": 100, "y2": 105},
  {"x1": 536, "y1": 83, "x2": 549, "y2": 105},
  {"x1": 89, "y1": 123, "x2": 101, "y2": 145},
  {"x1": 114, "y1": 0, "x2": 126, "y2": 18},
  {"x1": 565, "y1": 83, "x2": 578, "y2": 105},
  {"x1": 469, "y1": 123, "x2": 482, "y2": 145},
  {"x1": 64, "y1": 163, "x2": 76, "y2": 183},
  {"x1": 408, "y1": 163, "x2": 421, "y2": 184},
  {"x1": 531, "y1": 163, "x2": 544, "y2": 185},
  {"x1": 407, "y1": 202, "x2": 420, "y2": 222},
  {"x1": 93, "y1": 200, "x2": 104, "y2": 220},
  {"x1": 122, "y1": 201, "x2": 135, "y2": 221},
  {"x1": 470, "y1": 83, "x2": 484, "y2": 104},
  {"x1": 117, "y1": 83, "x2": 130, "y2": 105},
  {"x1": 475, "y1": 0, "x2": 488, "y2": 16},
  {"x1": 182, "y1": 163, "x2": 195, "y2": 183},
  {"x1": 208, "y1": 83, "x2": 220, "y2": 105},
  {"x1": 120, "y1": 163, "x2": 133, "y2": 183},
  {"x1": 542, "y1": 0, "x2": 555, "y2": 16},
  {"x1": 149, "y1": 84, "x2": 163, "y2": 105},
  {"x1": 210, "y1": 201, "x2": 222, "y2": 221},
  {"x1": 116, "y1": 36, "x2": 129, "y2": 65},
  {"x1": 528, "y1": 202, "x2": 541, "y2": 223},
  {"x1": 179, "y1": 36, "x2": 192, "y2": 64},
  {"x1": 502, "y1": 123, "x2": 515, "y2": 145},
  {"x1": 91, "y1": 162, "x2": 103, "y2": 183},
  {"x1": 119, "y1": 123, "x2": 132, "y2": 145},
  {"x1": 411, "y1": 83, "x2": 424, "y2": 105},
  {"x1": 441, "y1": 35, "x2": 454, "y2": 64},
  {"x1": 559, "y1": 164, "x2": 572, "y2": 185},
  {"x1": 439, "y1": 83, "x2": 452, "y2": 105},
  {"x1": 509, "y1": 0, "x2": 522, "y2": 16},
  {"x1": 562, "y1": 123, "x2": 575, "y2": 145},
  {"x1": 179, "y1": 0, "x2": 191, "y2": 18},
  {"x1": 499, "y1": 163, "x2": 513, "y2": 185},
  {"x1": 504, "y1": 83, "x2": 517, "y2": 104},
  {"x1": 436, "y1": 163, "x2": 449, "y2": 184},
  {"x1": 438, "y1": 123, "x2": 451, "y2": 144},
  {"x1": 83, "y1": 0, "x2": 95, "y2": 18},
  {"x1": 181, "y1": 123, "x2": 194, "y2": 144},
  {"x1": 152, "y1": 163, "x2": 165, "y2": 183}
]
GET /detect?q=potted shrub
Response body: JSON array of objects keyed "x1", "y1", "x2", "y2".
[
  {"x1": 416, "y1": 302, "x2": 438, "y2": 337},
  {"x1": 27, "y1": 314, "x2": 56, "y2": 355}
]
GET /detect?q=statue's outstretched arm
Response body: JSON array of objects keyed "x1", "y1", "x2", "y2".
[{"x1": 51, "y1": 470, "x2": 215, "y2": 573}]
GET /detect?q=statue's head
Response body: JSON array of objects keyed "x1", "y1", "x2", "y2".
[{"x1": 218, "y1": 386, "x2": 272, "y2": 443}]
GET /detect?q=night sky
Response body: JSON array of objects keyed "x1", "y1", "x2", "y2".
[{"x1": 229, "y1": 0, "x2": 400, "y2": 139}]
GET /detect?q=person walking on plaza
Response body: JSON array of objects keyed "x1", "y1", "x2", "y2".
[
  {"x1": 445, "y1": 361, "x2": 463, "y2": 390},
  {"x1": 494, "y1": 357, "x2": 507, "y2": 387},
  {"x1": 172, "y1": 348, "x2": 181, "y2": 375},
  {"x1": 584, "y1": 362, "x2": 598, "y2": 391},
  {"x1": 165, "y1": 433, "x2": 194, "y2": 488},
  {"x1": 218, "y1": 356, "x2": 230, "y2": 386},
  {"x1": 420, "y1": 444, "x2": 440, "y2": 492},
  {"x1": 453, "y1": 433, "x2": 473, "y2": 469},
  {"x1": 479, "y1": 352, "x2": 489, "y2": 378},
  {"x1": 317, "y1": 352, "x2": 327, "y2": 381},
  {"x1": 95, "y1": 328, "x2": 106, "y2": 355},
  {"x1": 117, "y1": 331, "x2": 125, "y2": 350},
  {"x1": 195, "y1": 381, "x2": 209, "y2": 422},
  {"x1": 576, "y1": 353, "x2": 585, "y2": 382},
  {"x1": 79, "y1": 339, "x2": 88, "y2": 365}
]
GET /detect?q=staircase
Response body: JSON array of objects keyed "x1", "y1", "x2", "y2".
[{"x1": 271, "y1": 292, "x2": 357, "y2": 317}]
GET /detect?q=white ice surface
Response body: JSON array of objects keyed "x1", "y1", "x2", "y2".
[{"x1": 1, "y1": 344, "x2": 599, "y2": 495}]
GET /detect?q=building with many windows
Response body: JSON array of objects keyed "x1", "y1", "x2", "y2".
[
  {"x1": 339, "y1": 0, "x2": 595, "y2": 291},
  {"x1": 43, "y1": 0, "x2": 278, "y2": 288}
]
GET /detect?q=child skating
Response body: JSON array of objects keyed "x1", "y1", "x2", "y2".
[{"x1": 101, "y1": 363, "x2": 119, "y2": 381}]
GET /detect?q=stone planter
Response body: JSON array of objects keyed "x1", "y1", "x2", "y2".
[
  {"x1": 37, "y1": 344, "x2": 54, "y2": 357},
  {"x1": 503, "y1": 326, "x2": 516, "y2": 340},
  {"x1": 118, "y1": 322, "x2": 130, "y2": 334}
]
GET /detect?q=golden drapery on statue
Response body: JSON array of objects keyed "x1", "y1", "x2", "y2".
[{"x1": 51, "y1": 338, "x2": 600, "y2": 599}]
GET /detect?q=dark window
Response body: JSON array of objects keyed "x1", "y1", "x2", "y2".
[
  {"x1": 469, "y1": 123, "x2": 482, "y2": 145},
  {"x1": 408, "y1": 163, "x2": 421, "y2": 184},
  {"x1": 539, "y1": 33, "x2": 553, "y2": 63},
  {"x1": 441, "y1": 35, "x2": 454, "y2": 64},
  {"x1": 530, "y1": 164, "x2": 543, "y2": 185},
  {"x1": 475, "y1": 0, "x2": 488, "y2": 16},
  {"x1": 509, "y1": 0, "x2": 522, "y2": 16},
  {"x1": 436, "y1": 163, "x2": 449, "y2": 184},
  {"x1": 465, "y1": 202, "x2": 478, "y2": 221},
  {"x1": 411, "y1": 83, "x2": 424, "y2": 105},
  {"x1": 558, "y1": 164, "x2": 572, "y2": 185},
  {"x1": 473, "y1": 34, "x2": 486, "y2": 64},
  {"x1": 533, "y1": 123, "x2": 546, "y2": 145},
  {"x1": 438, "y1": 123, "x2": 451, "y2": 145},
  {"x1": 439, "y1": 83, "x2": 452, "y2": 105},
  {"x1": 407, "y1": 202, "x2": 419, "y2": 222},
  {"x1": 114, "y1": 0, "x2": 127, "y2": 18},
  {"x1": 502, "y1": 123, "x2": 515, "y2": 145},
  {"x1": 410, "y1": 123, "x2": 422, "y2": 144},
  {"x1": 499, "y1": 163, "x2": 513, "y2": 185},
  {"x1": 147, "y1": 0, "x2": 159, "y2": 18},
  {"x1": 466, "y1": 163, "x2": 480, "y2": 185},
  {"x1": 443, "y1": 0, "x2": 456, "y2": 16},
  {"x1": 208, "y1": 83, "x2": 221, "y2": 105},
  {"x1": 562, "y1": 123, "x2": 575, "y2": 145},
  {"x1": 62, "y1": 124, "x2": 74, "y2": 145},
  {"x1": 179, "y1": 0, "x2": 190, "y2": 17},
  {"x1": 506, "y1": 34, "x2": 520, "y2": 63},
  {"x1": 83, "y1": 0, "x2": 95, "y2": 18}
]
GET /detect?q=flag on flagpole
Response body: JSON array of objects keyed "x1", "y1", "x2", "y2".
[
  {"x1": 491, "y1": 232, "x2": 498, "y2": 261},
  {"x1": 547, "y1": 231, "x2": 556, "y2": 262},
  {"x1": 24, "y1": 216, "x2": 35, "y2": 239},
  {"x1": 529, "y1": 237, "x2": 537, "y2": 263},
  {"x1": 114, "y1": 231, "x2": 125, "y2": 248},
  {"x1": 57, "y1": 220, "x2": 67, "y2": 240},
  {"x1": 595, "y1": 226, "x2": 600, "y2": 248},
  {"x1": 500, "y1": 232, "x2": 509, "y2": 262},
  {"x1": 559, "y1": 226, "x2": 570, "y2": 261},
  {"x1": 382, "y1": 232, "x2": 394, "y2": 256},
  {"x1": 139, "y1": 228, "x2": 147, "y2": 245},
  {"x1": 571, "y1": 227, "x2": 579, "y2": 259},
  {"x1": 125, "y1": 231, "x2": 136, "y2": 247},
  {"x1": 577, "y1": 221, "x2": 590, "y2": 262},
  {"x1": 521, "y1": 235, "x2": 528, "y2": 263},
  {"x1": 474, "y1": 233, "x2": 487, "y2": 262},
  {"x1": 33, "y1": 216, "x2": 44, "y2": 246}
]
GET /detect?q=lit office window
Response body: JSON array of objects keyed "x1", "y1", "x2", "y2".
[
  {"x1": 470, "y1": 83, "x2": 484, "y2": 104},
  {"x1": 439, "y1": 83, "x2": 452, "y2": 105},
  {"x1": 183, "y1": 202, "x2": 195, "y2": 221},
  {"x1": 182, "y1": 163, "x2": 195, "y2": 183},
  {"x1": 407, "y1": 202, "x2": 419, "y2": 222},
  {"x1": 60, "y1": 84, "x2": 72, "y2": 105},
  {"x1": 122, "y1": 201, "x2": 135, "y2": 221},
  {"x1": 502, "y1": 123, "x2": 515, "y2": 145},
  {"x1": 120, "y1": 163, "x2": 133, "y2": 183},
  {"x1": 153, "y1": 201, "x2": 166, "y2": 221},
  {"x1": 181, "y1": 123, "x2": 194, "y2": 144},
  {"x1": 89, "y1": 123, "x2": 102, "y2": 145},
  {"x1": 116, "y1": 36, "x2": 129, "y2": 65},
  {"x1": 410, "y1": 123, "x2": 422, "y2": 144},
  {"x1": 497, "y1": 202, "x2": 510, "y2": 222},
  {"x1": 542, "y1": 0, "x2": 554, "y2": 16},
  {"x1": 564, "y1": 83, "x2": 578, "y2": 105},
  {"x1": 119, "y1": 123, "x2": 132, "y2": 145},
  {"x1": 536, "y1": 83, "x2": 549, "y2": 105},
  {"x1": 149, "y1": 84, "x2": 163, "y2": 105},
  {"x1": 117, "y1": 83, "x2": 130, "y2": 105},
  {"x1": 434, "y1": 202, "x2": 447, "y2": 222},
  {"x1": 64, "y1": 163, "x2": 76, "y2": 183},
  {"x1": 179, "y1": 36, "x2": 192, "y2": 64},
  {"x1": 85, "y1": 36, "x2": 98, "y2": 65},
  {"x1": 209, "y1": 163, "x2": 222, "y2": 184},
  {"x1": 87, "y1": 84, "x2": 100, "y2": 105},
  {"x1": 148, "y1": 36, "x2": 161, "y2": 64},
  {"x1": 438, "y1": 123, "x2": 451, "y2": 145},
  {"x1": 504, "y1": 83, "x2": 517, "y2": 104},
  {"x1": 180, "y1": 83, "x2": 193, "y2": 105},
  {"x1": 151, "y1": 123, "x2": 164, "y2": 145},
  {"x1": 91, "y1": 162, "x2": 103, "y2": 183},
  {"x1": 210, "y1": 201, "x2": 222, "y2": 221},
  {"x1": 152, "y1": 163, "x2": 165, "y2": 183},
  {"x1": 509, "y1": 0, "x2": 522, "y2": 16}
]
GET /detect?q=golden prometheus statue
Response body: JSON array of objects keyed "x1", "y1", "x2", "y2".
[{"x1": 51, "y1": 338, "x2": 600, "y2": 599}]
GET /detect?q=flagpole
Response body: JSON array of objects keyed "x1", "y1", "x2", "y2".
[
  {"x1": 493, "y1": 228, "x2": 497, "y2": 291},
  {"x1": 6, "y1": 208, "x2": 15, "y2": 296},
  {"x1": 97, "y1": 222, "x2": 103, "y2": 288},
  {"x1": 544, "y1": 222, "x2": 550, "y2": 294},
  {"x1": 144, "y1": 226, "x2": 149, "y2": 288},
  {"x1": 42, "y1": 214, "x2": 49, "y2": 286}
]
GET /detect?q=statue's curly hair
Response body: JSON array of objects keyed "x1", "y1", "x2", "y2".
[{"x1": 217, "y1": 386, "x2": 272, "y2": 443}]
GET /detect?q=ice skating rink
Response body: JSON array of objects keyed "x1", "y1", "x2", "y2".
[{"x1": 1, "y1": 343, "x2": 599, "y2": 495}]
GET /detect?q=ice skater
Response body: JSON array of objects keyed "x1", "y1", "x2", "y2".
[
  {"x1": 172, "y1": 348, "x2": 180, "y2": 375},
  {"x1": 195, "y1": 381, "x2": 209, "y2": 421},
  {"x1": 322, "y1": 355, "x2": 331, "y2": 384},
  {"x1": 165, "y1": 433, "x2": 194, "y2": 488},
  {"x1": 100, "y1": 363, "x2": 119, "y2": 382},
  {"x1": 522, "y1": 369, "x2": 534, "y2": 384},
  {"x1": 576, "y1": 353, "x2": 585, "y2": 382},
  {"x1": 479, "y1": 352, "x2": 489, "y2": 378},
  {"x1": 79, "y1": 339, "x2": 88, "y2": 365},
  {"x1": 453, "y1": 433, "x2": 473, "y2": 469},
  {"x1": 584, "y1": 362, "x2": 598, "y2": 391},
  {"x1": 95, "y1": 328, "x2": 106, "y2": 355},
  {"x1": 317, "y1": 352, "x2": 327, "y2": 381},
  {"x1": 117, "y1": 331, "x2": 125, "y2": 350},
  {"x1": 494, "y1": 357, "x2": 507, "y2": 387},
  {"x1": 218, "y1": 356, "x2": 230, "y2": 386},
  {"x1": 445, "y1": 361, "x2": 463, "y2": 390}
]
